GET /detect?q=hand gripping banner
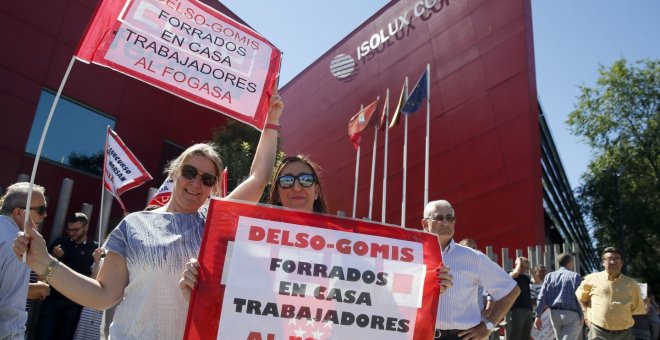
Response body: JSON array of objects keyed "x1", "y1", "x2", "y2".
[
  {"x1": 75, "y1": 0, "x2": 282, "y2": 129},
  {"x1": 184, "y1": 200, "x2": 442, "y2": 340}
]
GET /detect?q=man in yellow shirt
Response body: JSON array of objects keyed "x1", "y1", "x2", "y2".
[{"x1": 576, "y1": 247, "x2": 646, "y2": 340}]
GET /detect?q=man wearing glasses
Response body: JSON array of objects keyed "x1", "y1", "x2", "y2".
[
  {"x1": 422, "y1": 200, "x2": 520, "y2": 340},
  {"x1": 0, "y1": 182, "x2": 49, "y2": 339},
  {"x1": 37, "y1": 212, "x2": 98, "y2": 339},
  {"x1": 577, "y1": 247, "x2": 646, "y2": 340}
]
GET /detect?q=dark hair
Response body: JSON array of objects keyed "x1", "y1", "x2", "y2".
[
  {"x1": 68, "y1": 212, "x2": 89, "y2": 225},
  {"x1": 557, "y1": 253, "x2": 572, "y2": 267},
  {"x1": 534, "y1": 264, "x2": 547, "y2": 272},
  {"x1": 602, "y1": 247, "x2": 624, "y2": 259},
  {"x1": 266, "y1": 155, "x2": 328, "y2": 213}
]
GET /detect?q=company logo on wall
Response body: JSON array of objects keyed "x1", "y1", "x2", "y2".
[
  {"x1": 329, "y1": 54, "x2": 356, "y2": 80},
  {"x1": 329, "y1": 0, "x2": 451, "y2": 81}
]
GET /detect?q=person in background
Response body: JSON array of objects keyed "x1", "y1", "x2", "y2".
[
  {"x1": 0, "y1": 182, "x2": 48, "y2": 340},
  {"x1": 14, "y1": 89, "x2": 284, "y2": 339},
  {"x1": 72, "y1": 247, "x2": 105, "y2": 340},
  {"x1": 508, "y1": 257, "x2": 534, "y2": 340},
  {"x1": 577, "y1": 247, "x2": 646, "y2": 340},
  {"x1": 535, "y1": 253, "x2": 582, "y2": 340},
  {"x1": 530, "y1": 264, "x2": 547, "y2": 305},
  {"x1": 37, "y1": 212, "x2": 97, "y2": 339}
]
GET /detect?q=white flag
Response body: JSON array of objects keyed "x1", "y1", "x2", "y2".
[{"x1": 103, "y1": 127, "x2": 152, "y2": 211}]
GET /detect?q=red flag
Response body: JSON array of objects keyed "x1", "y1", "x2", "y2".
[
  {"x1": 347, "y1": 100, "x2": 378, "y2": 150},
  {"x1": 389, "y1": 80, "x2": 407, "y2": 129},
  {"x1": 103, "y1": 127, "x2": 152, "y2": 212},
  {"x1": 147, "y1": 178, "x2": 173, "y2": 207},
  {"x1": 74, "y1": 0, "x2": 281, "y2": 130}
]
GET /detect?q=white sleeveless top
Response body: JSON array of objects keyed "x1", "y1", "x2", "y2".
[{"x1": 104, "y1": 209, "x2": 206, "y2": 339}]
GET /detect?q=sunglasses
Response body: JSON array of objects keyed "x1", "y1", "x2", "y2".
[
  {"x1": 180, "y1": 164, "x2": 218, "y2": 187},
  {"x1": 27, "y1": 205, "x2": 47, "y2": 216},
  {"x1": 425, "y1": 214, "x2": 455, "y2": 223},
  {"x1": 276, "y1": 174, "x2": 315, "y2": 189}
]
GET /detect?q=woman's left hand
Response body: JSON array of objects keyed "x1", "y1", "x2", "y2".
[
  {"x1": 267, "y1": 86, "x2": 284, "y2": 123},
  {"x1": 179, "y1": 258, "x2": 200, "y2": 302}
]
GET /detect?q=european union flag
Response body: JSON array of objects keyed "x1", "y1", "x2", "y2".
[{"x1": 401, "y1": 69, "x2": 428, "y2": 115}]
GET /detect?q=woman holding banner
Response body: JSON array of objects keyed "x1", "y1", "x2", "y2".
[
  {"x1": 13, "y1": 90, "x2": 284, "y2": 339},
  {"x1": 179, "y1": 154, "x2": 330, "y2": 302},
  {"x1": 180, "y1": 153, "x2": 453, "y2": 299}
]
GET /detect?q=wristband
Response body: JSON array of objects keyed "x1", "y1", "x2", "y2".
[
  {"x1": 265, "y1": 123, "x2": 281, "y2": 132},
  {"x1": 41, "y1": 259, "x2": 59, "y2": 283}
]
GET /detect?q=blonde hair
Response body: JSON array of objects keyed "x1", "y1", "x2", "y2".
[{"x1": 164, "y1": 143, "x2": 223, "y2": 195}]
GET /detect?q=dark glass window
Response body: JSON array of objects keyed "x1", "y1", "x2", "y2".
[{"x1": 26, "y1": 90, "x2": 115, "y2": 175}]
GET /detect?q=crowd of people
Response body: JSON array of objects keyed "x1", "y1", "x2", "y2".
[{"x1": 1, "y1": 89, "x2": 658, "y2": 340}]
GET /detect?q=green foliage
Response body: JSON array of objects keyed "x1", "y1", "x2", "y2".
[
  {"x1": 567, "y1": 58, "x2": 659, "y2": 292},
  {"x1": 68, "y1": 151, "x2": 104, "y2": 175},
  {"x1": 211, "y1": 120, "x2": 284, "y2": 202}
]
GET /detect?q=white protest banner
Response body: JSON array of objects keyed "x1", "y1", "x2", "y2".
[
  {"x1": 75, "y1": 0, "x2": 281, "y2": 129},
  {"x1": 184, "y1": 200, "x2": 442, "y2": 340},
  {"x1": 103, "y1": 127, "x2": 152, "y2": 211}
]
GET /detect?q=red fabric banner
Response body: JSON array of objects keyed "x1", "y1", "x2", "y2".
[
  {"x1": 75, "y1": 0, "x2": 282, "y2": 130},
  {"x1": 184, "y1": 199, "x2": 442, "y2": 340}
]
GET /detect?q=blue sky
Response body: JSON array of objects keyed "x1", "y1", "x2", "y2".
[{"x1": 220, "y1": 0, "x2": 660, "y2": 190}]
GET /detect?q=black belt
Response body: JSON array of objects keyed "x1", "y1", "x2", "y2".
[
  {"x1": 435, "y1": 329, "x2": 465, "y2": 338},
  {"x1": 592, "y1": 324, "x2": 631, "y2": 334},
  {"x1": 551, "y1": 307, "x2": 579, "y2": 312}
]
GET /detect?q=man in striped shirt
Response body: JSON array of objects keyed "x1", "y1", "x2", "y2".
[{"x1": 422, "y1": 200, "x2": 520, "y2": 340}]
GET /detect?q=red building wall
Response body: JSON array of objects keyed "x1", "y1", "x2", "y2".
[
  {"x1": 279, "y1": 0, "x2": 544, "y2": 253},
  {"x1": 0, "y1": 0, "x2": 244, "y2": 240}
]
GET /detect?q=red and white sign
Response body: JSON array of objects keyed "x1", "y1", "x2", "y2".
[
  {"x1": 184, "y1": 200, "x2": 441, "y2": 340},
  {"x1": 75, "y1": 0, "x2": 281, "y2": 129},
  {"x1": 103, "y1": 127, "x2": 152, "y2": 211},
  {"x1": 147, "y1": 177, "x2": 173, "y2": 207}
]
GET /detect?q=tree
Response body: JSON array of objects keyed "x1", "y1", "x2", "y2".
[
  {"x1": 567, "y1": 58, "x2": 659, "y2": 292},
  {"x1": 211, "y1": 120, "x2": 284, "y2": 202},
  {"x1": 68, "y1": 151, "x2": 104, "y2": 176}
]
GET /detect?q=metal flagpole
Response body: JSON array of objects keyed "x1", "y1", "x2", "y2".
[
  {"x1": 352, "y1": 104, "x2": 364, "y2": 219},
  {"x1": 381, "y1": 88, "x2": 390, "y2": 223},
  {"x1": 98, "y1": 127, "x2": 110, "y2": 246},
  {"x1": 424, "y1": 63, "x2": 431, "y2": 206},
  {"x1": 368, "y1": 103, "x2": 379, "y2": 220},
  {"x1": 401, "y1": 78, "x2": 409, "y2": 227},
  {"x1": 23, "y1": 56, "x2": 77, "y2": 262}
]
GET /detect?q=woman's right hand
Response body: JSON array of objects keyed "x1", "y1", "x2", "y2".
[
  {"x1": 179, "y1": 258, "x2": 200, "y2": 302},
  {"x1": 13, "y1": 221, "x2": 53, "y2": 275}
]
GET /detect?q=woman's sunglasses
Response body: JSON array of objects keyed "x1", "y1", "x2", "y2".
[
  {"x1": 180, "y1": 164, "x2": 218, "y2": 187},
  {"x1": 276, "y1": 174, "x2": 315, "y2": 189}
]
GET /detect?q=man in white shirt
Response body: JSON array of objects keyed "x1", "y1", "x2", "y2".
[
  {"x1": 422, "y1": 200, "x2": 520, "y2": 340},
  {"x1": 0, "y1": 182, "x2": 48, "y2": 340}
]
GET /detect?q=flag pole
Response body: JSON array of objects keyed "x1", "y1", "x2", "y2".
[
  {"x1": 368, "y1": 96, "x2": 380, "y2": 220},
  {"x1": 424, "y1": 63, "x2": 431, "y2": 206},
  {"x1": 352, "y1": 104, "x2": 364, "y2": 219},
  {"x1": 98, "y1": 126, "x2": 111, "y2": 246},
  {"x1": 23, "y1": 56, "x2": 77, "y2": 262},
  {"x1": 401, "y1": 78, "x2": 409, "y2": 227},
  {"x1": 381, "y1": 88, "x2": 390, "y2": 223}
]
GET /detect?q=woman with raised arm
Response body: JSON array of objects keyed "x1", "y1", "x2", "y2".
[{"x1": 13, "y1": 91, "x2": 284, "y2": 339}]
